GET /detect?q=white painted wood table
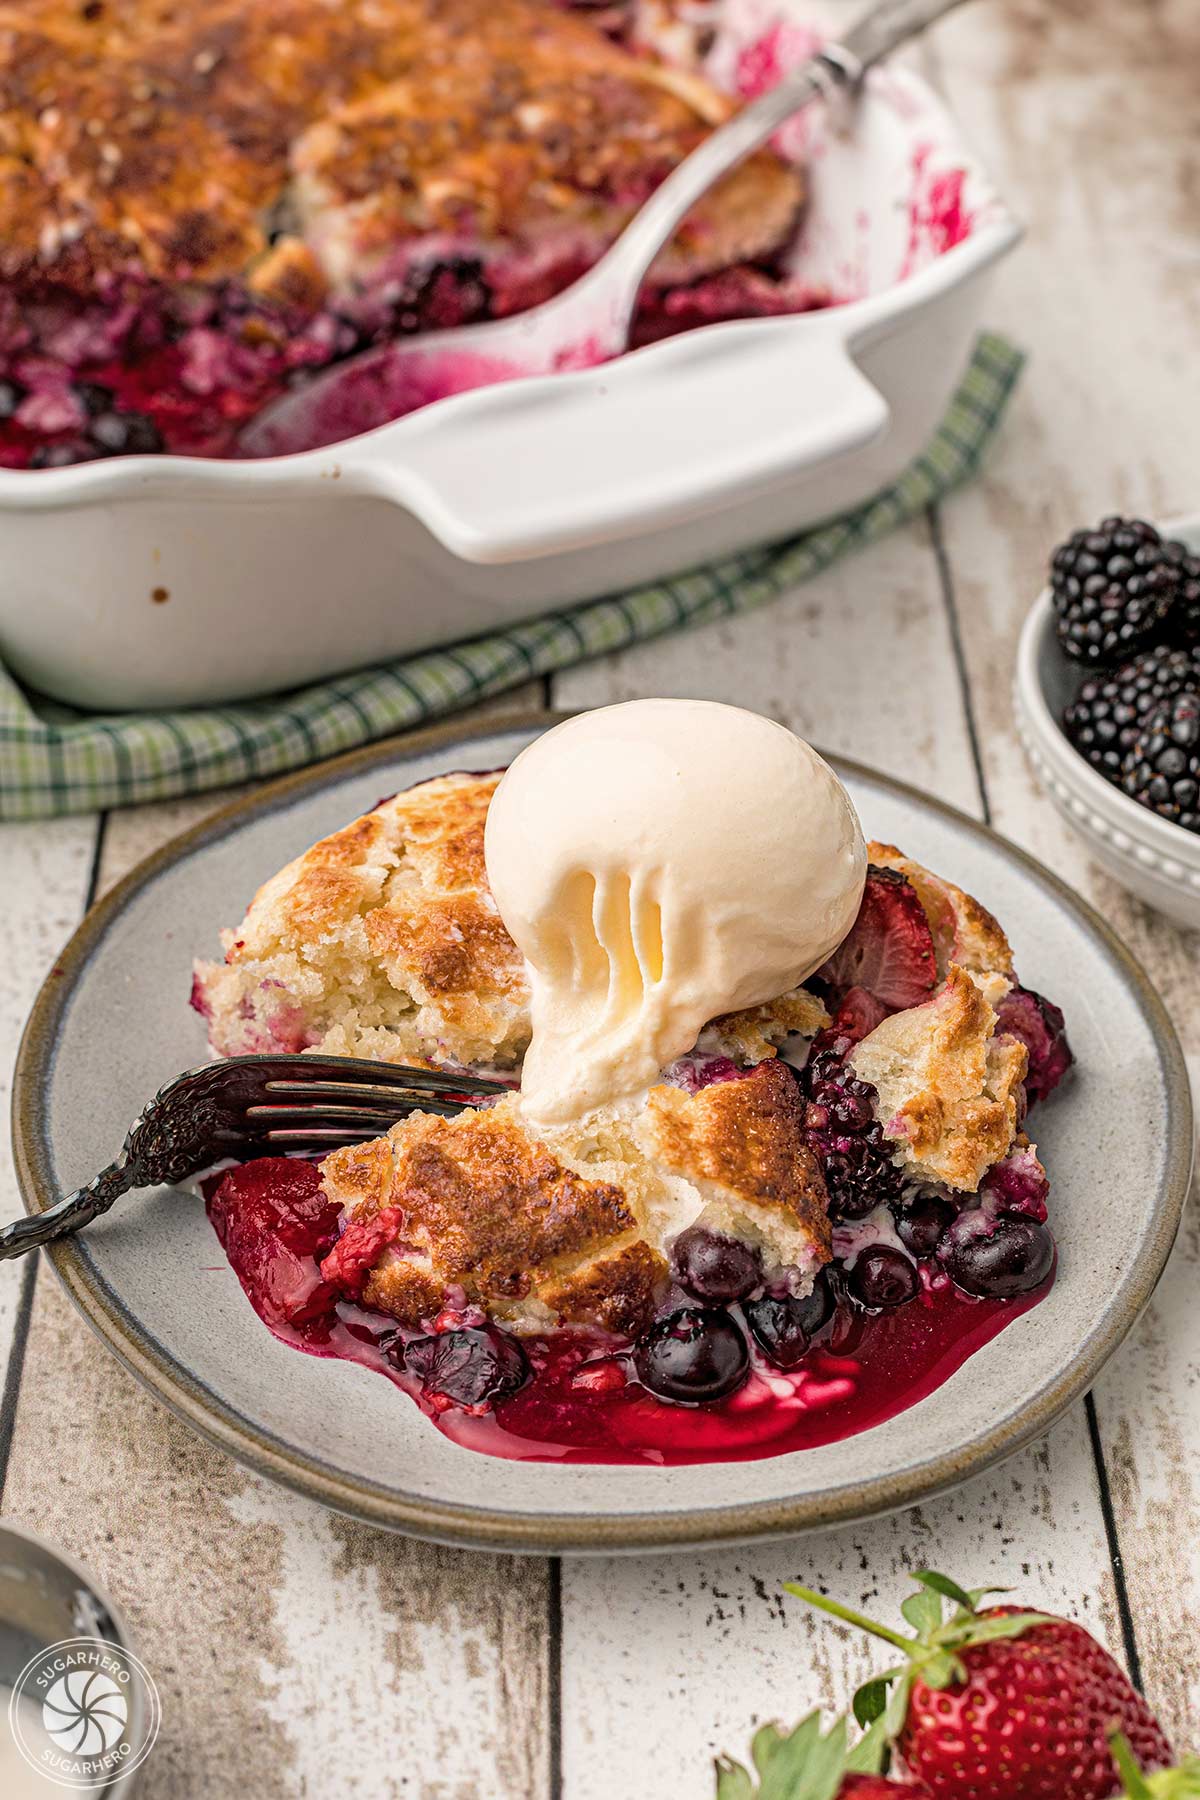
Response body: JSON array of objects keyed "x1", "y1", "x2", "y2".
[{"x1": 1, "y1": 2, "x2": 1197, "y2": 1792}]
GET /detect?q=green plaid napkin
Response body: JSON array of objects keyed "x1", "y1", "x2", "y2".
[{"x1": 0, "y1": 333, "x2": 1021, "y2": 822}]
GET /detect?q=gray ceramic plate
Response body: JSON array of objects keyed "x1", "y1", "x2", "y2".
[{"x1": 13, "y1": 716, "x2": 1193, "y2": 1552}]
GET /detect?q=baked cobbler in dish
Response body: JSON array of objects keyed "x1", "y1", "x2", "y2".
[
  {"x1": 196, "y1": 741, "x2": 1073, "y2": 1465},
  {"x1": 1, "y1": 0, "x2": 809, "y2": 467}
]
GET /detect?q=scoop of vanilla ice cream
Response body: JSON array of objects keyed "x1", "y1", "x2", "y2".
[{"x1": 484, "y1": 699, "x2": 866, "y2": 1123}]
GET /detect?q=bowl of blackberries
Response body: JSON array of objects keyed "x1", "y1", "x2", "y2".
[{"x1": 1015, "y1": 512, "x2": 1200, "y2": 929}]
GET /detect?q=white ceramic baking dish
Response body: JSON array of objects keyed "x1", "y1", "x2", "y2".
[{"x1": 0, "y1": 15, "x2": 1019, "y2": 710}]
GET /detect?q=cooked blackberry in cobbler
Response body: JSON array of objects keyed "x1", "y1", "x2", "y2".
[
  {"x1": 198, "y1": 772, "x2": 1073, "y2": 1465},
  {"x1": 1052, "y1": 515, "x2": 1200, "y2": 835},
  {"x1": 1, "y1": 0, "x2": 810, "y2": 468}
]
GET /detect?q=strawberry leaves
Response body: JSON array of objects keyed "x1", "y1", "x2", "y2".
[
  {"x1": 785, "y1": 1571, "x2": 1054, "y2": 1745},
  {"x1": 715, "y1": 1711, "x2": 888, "y2": 1800},
  {"x1": 1109, "y1": 1734, "x2": 1200, "y2": 1800}
]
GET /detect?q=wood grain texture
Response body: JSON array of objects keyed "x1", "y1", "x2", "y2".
[
  {"x1": 2, "y1": 1276, "x2": 552, "y2": 1800},
  {"x1": 2, "y1": 0, "x2": 1198, "y2": 1783},
  {"x1": 0, "y1": 819, "x2": 96, "y2": 1394}
]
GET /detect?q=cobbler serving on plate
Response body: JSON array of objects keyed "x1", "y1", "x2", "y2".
[
  {"x1": 1, "y1": 0, "x2": 816, "y2": 468},
  {"x1": 192, "y1": 705, "x2": 1073, "y2": 1466}
]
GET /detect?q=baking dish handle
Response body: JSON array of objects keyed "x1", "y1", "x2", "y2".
[{"x1": 345, "y1": 317, "x2": 888, "y2": 566}]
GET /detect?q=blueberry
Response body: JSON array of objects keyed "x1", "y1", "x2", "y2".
[
  {"x1": 940, "y1": 1213, "x2": 1055, "y2": 1298},
  {"x1": 0, "y1": 378, "x2": 25, "y2": 420},
  {"x1": 402, "y1": 1325, "x2": 530, "y2": 1409},
  {"x1": 86, "y1": 408, "x2": 164, "y2": 455},
  {"x1": 895, "y1": 1191, "x2": 956, "y2": 1259},
  {"x1": 670, "y1": 1226, "x2": 761, "y2": 1302},
  {"x1": 744, "y1": 1270, "x2": 836, "y2": 1368},
  {"x1": 845, "y1": 1245, "x2": 919, "y2": 1309},
  {"x1": 633, "y1": 1308, "x2": 749, "y2": 1405}
]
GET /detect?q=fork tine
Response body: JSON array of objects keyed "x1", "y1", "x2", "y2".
[
  {"x1": 261, "y1": 1080, "x2": 493, "y2": 1105},
  {"x1": 260, "y1": 1125, "x2": 402, "y2": 1147},
  {"x1": 245, "y1": 1100, "x2": 466, "y2": 1126},
  {"x1": 253, "y1": 1056, "x2": 508, "y2": 1096}
]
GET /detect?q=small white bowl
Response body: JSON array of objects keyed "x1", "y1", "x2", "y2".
[{"x1": 1014, "y1": 513, "x2": 1200, "y2": 931}]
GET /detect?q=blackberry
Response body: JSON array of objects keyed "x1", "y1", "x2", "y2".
[
  {"x1": 800, "y1": 1035, "x2": 902, "y2": 1220},
  {"x1": 1062, "y1": 643, "x2": 1200, "y2": 782},
  {"x1": 1166, "y1": 548, "x2": 1200, "y2": 648},
  {"x1": 71, "y1": 380, "x2": 115, "y2": 418},
  {"x1": 1120, "y1": 688, "x2": 1200, "y2": 832},
  {"x1": 1050, "y1": 516, "x2": 1181, "y2": 668}
]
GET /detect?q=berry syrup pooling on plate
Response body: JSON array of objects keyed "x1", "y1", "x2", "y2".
[{"x1": 205, "y1": 1153, "x2": 1054, "y2": 1467}]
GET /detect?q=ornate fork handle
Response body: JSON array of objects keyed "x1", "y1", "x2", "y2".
[
  {"x1": 0, "y1": 1083, "x2": 224, "y2": 1262},
  {"x1": 0, "y1": 1160, "x2": 135, "y2": 1260}
]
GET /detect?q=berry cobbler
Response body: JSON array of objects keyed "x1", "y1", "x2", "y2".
[
  {"x1": 194, "y1": 704, "x2": 1073, "y2": 1465},
  {"x1": 1, "y1": 0, "x2": 814, "y2": 468}
]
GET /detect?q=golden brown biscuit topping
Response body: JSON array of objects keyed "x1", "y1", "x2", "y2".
[
  {"x1": 0, "y1": 0, "x2": 803, "y2": 297},
  {"x1": 321, "y1": 1061, "x2": 830, "y2": 1334},
  {"x1": 849, "y1": 964, "x2": 1028, "y2": 1191}
]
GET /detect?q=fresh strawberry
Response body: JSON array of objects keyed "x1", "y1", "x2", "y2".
[
  {"x1": 786, "y1": 1571, "x2": 1173, "y2": 1800},
  {"x1": 841, "y1": 1780, "x2": 931, "y2": 1798},
  {"x1": 819, "y1": 868, "x2": 938, "y2": 1013},
  {"x1": 716, "y1": 1709, "x2": 929, "y2": 1799}
]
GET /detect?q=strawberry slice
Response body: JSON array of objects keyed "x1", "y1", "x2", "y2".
[{"x1": 819, "y1": 868, "x2": 938, "y2": 1014}]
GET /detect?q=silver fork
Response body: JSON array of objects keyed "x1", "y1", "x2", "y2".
[{"x1": 0, "y1": 1055, "x2": 506, "y2": 1262}]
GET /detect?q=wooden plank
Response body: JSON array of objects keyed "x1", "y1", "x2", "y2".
[
  {"x1": 562, "y1": 1415, "x2": 1114, "y2": 1793},
  {"x1": 930, "y1": 0, "x2": 1200, "y2": 1750},
  {"x1": 0, "y1": 817, "x2": 98, "y2": 1407},
  {"x1": 554, "y1": 516, "x2": 1127, "y2": 1797},
  {"x1": 555, "y1": 520, "x2": 983, "y2": 816},
  {"x1": 2, "y1": 1275, "x2": 552, "y2": 1800}
]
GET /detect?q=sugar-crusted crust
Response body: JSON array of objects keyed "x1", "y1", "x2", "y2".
[
  {"x1": 706, "y1": 987, "x2": 831, "y2": 1062},
  {"x1": 321, "y1": 1065, "x2": 829, "y2": 1334},
  {"x1": 643, "y1": 1060, "x2": 831, "y2": 1263},
  {"x1": 849, "y1": 964, "x2": 1028, "y2": 1191},
  {"x1": 193, "y1": 772, "x2": 530, "y2": 1067},
  {"x1": 322, "y1": 1099, "x2": 653, "y2": 1329},
  {"x1": 1, "y1": 0, "x2": 803, "y2": 300},
  {"x1": 194, "y1": 772, "x2": 833, "y2": 1071}
]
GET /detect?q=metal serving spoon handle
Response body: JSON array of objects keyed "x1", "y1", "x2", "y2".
[
  {"x1": 240, "y1": 0, "x2": 972, "y2": 457},
  {"x1": 571, "y1": 0, "x2": 974, "y2": 354}
]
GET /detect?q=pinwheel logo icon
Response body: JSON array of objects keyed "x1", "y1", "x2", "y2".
[
  {"x1": 42, "y1": 1667, "x2": 128, "y2": 1757},
  {"x1": 9, "y1": 1636, "x2": 161, "y2": 1790}
]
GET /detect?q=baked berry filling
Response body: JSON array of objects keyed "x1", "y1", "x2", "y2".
[
  {"x1": 0, "y1": 254, "x2": 832, "y2": 469},
  {"x1": 205, "y1": 1129, "x2": 1056, "y2": 1468},
  {"x1": 198, "y1": 839, "x2": 1071, "y2": 1464}
]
